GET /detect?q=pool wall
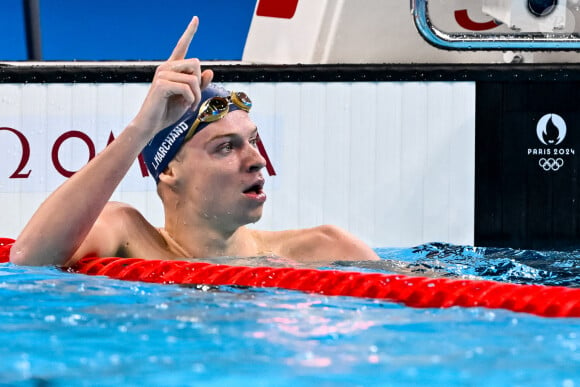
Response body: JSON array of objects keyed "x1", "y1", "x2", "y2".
[
  {"x1": 0, "y1": 65, "x2": 476, "y2": 248},
  {"x1": 3, "y1": 64, "x2": 580, "y2": 250}
]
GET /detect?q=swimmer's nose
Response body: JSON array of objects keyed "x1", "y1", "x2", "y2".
[{"x1": 246, "y1": 141, "x2": 267, "y2": 173}]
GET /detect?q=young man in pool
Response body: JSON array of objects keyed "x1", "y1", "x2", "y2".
[{"x1": 10, "y1": 17, "x2": 379, "y2": 267}]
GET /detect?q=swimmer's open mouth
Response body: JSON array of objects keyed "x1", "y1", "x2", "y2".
[
  {"x1": 243, "y1": 184, "x2": 263, "y2": 194},
  {"x1": 243, "y1": 180, "x2": 264, "y2": 195}
]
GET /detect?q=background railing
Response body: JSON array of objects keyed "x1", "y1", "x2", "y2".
[{"x1": 412, "y1": 0, "x2": 580, "y2": 50}]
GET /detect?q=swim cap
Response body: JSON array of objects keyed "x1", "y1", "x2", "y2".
[{"x1": 141, "y1": 84, "x2": 245, "y2": 182}]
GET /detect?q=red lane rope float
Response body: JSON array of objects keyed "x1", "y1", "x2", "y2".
[
  {"x1": 0, "y1": 238, "x2": 13, "y2": 259},
  {"x1": 1, "y1": 238, "x2": 579, "y2": 318}
]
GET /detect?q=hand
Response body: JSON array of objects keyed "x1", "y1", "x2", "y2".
[{"x1": 132, "y1": 16, "x2": 214, "y2": 137}]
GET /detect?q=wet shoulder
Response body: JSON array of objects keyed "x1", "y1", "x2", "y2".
[
  {"x1": 99, "y1": 202, "x2": 177, "y2": 260},
  {"x1": 252, "y1": 225, "x2": 348, "y2": 262}
]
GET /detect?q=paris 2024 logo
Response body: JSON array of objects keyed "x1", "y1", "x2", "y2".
[{"x1": 528, "y1": 113, "x2": 575, "y2": 172}]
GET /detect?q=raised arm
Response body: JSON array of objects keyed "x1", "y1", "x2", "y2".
[{"x1": 10, "y1": 17, "x2": 213, "y2": 266}]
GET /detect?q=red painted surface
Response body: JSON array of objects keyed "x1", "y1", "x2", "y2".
[
  {"x1": 455, "y1": 9, "x2": 501, "y2": 31},
  {"x1": 256, "y1": 0, "x2": 299, "y2": 19}
]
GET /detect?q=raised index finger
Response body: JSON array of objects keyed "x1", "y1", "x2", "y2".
[{"x1": 168, "y1": 16, "x2": 199, "y2": 61}]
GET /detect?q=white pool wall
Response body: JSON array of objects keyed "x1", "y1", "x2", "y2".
[{"x1": 0, "y1": 81, "x2": 475, "y2": 247}]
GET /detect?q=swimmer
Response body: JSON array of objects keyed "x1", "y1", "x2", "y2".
[{"x1": 10, "y1": 17, "x2": 379, "y2": 267}]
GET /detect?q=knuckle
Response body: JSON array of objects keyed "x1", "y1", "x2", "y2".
[
  {"x1": 151, "y1": 77, "x2": 167, "y2": 88},
  {"x1": 154, "y1": 69, "x2": 174, "y2": 82},
  {"x1": 187, "y1": 74, "x2": 200, "y2": 86},
  {"x1": 156, "y1": 62, "x2": 171, "y2": 72}
]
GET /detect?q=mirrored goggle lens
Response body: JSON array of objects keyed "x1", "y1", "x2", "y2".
[
  {"x1": 231, "y1": 92, "x2": 252, "y2": 111},
  {"x1": 199, "y1": 97, "x2": 229, "y2": 122}
]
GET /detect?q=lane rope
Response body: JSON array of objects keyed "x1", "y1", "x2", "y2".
[{"x1": 1, "y1": 238, "x2": 578, "y2": 317}]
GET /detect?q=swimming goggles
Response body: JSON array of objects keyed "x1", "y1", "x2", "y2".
[{"x1": 184, "y1": 91, "x2": 252, "y2": 141}]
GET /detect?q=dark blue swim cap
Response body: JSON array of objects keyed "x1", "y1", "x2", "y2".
[{"x1": 141, "y1": 84, "x2": 244, "y2": 182}]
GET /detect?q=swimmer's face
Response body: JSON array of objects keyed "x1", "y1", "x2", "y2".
[{"x1": 172, "y1": 110, "x2": 267, "y2": 229}]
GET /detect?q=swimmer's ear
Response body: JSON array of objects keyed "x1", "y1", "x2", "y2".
[{"x1": 158, "y1": 163, "x2": 179, "y2": 187}]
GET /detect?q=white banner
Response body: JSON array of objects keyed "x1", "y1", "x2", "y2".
[{"x1": 0, "y1": 81, "x2": 475, "y2": 248}]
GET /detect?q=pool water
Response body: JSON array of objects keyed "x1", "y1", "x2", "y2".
[{"x1": 1, "y1": 243, "x2": 579, "y2": 386}]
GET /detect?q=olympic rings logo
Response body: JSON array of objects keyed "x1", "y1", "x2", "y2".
[{"x1": 539, "y1": 157, "x2": 564, "y2": 171}]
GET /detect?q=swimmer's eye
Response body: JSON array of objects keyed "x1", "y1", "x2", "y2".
[{"x1": 216, "y1": 142, "x2": 234, "y2": 154}]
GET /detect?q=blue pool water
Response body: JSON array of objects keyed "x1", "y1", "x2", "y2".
[{"x1": 1, "y1": 243, "x2": 579, "y2": 386}]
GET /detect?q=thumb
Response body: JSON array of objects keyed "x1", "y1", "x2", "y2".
[{"x1": 200, "y1": 69, "x2": 214, "y2": 90}]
